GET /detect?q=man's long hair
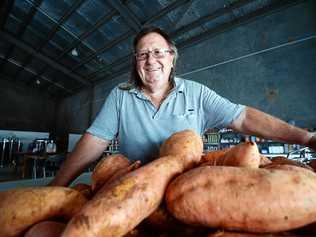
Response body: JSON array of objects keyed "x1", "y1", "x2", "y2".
[{"x1": 120, "y1": 26, "x2": 178, "y2": 90}]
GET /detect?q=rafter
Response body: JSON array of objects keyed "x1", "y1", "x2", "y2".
[
  {"x1": 0, "y1": 0, "x2": 15, "y2": 30},
  {"x1": 0, "y1": 0, "x2": 43, "y2": 71},
  {"x1": 0, "y1": 30, "x2": 92, "y2": 86},
  {"x1": 92, "y1": 0, "x2": 308, "y2": 84},
  {"x1": 106, "y1": 0, "x2": 141, "y2": 32},
  {"x1": 82, "y1": 0, "x2": 192, "y2": 80},
  {"x1": 0, "y1": 53, "x2": 72, "y2": 94},
  {"x1": 13, "y1": 0, "x2": 85, "y2": 82}
]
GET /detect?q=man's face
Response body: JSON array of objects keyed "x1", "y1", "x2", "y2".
[{"x1": 135, "y1": 32, "x2": 174, "y2": 91}]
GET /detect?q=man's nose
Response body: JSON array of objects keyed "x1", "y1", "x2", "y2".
[{"x1": 146, "y1": 52, "x2": 156, "y2": 63}]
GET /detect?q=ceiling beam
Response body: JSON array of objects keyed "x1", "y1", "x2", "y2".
[
  {"x1": 0, "y1": 0, "x2": 43, "y2": 71},
  {"x1": 177, "y1": 0, "x2": 308, "y2": 50},
  {"x1": 0, "y1": 53, "x2": 72, "y2": 94},
  {"x1": 0, "y1": 0, "x2": 14, "y2": 30},
  {"x1": 58, "y1": 11, "x2": 116, "y2": 59},
  {"x1": 170, "y1": 0, "x2": 254, "y2": 39},
  {"x1": 106, "y1": 0, "x2": 141, "y2": 32},
  {"x1": 71, "y1": 30, "x2": 134, "y2": 71},
  {"x1": 141, "y1": 0, "x2": 192, "y2": 25},
  {"x1": 83, "y1": 0, "x2": 192, "y2": 80},
  {"x1": 92, "y1": 0, "x2": 308, "y2": 84},
  {"x1": 0, "y1": 30, "x2": 92, "y2": 86},
  {"x1": 14, "y1": 0, "x2": 85, "y2": 82}
]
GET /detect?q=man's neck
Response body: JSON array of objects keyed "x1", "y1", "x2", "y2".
[{"x1": 142, "y1": 82, "x2": 172, "y2": 108}]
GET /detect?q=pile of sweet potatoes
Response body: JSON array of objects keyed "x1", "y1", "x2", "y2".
[{"x1": 1, "y1": 129, "x2": 316, "y2": 237}]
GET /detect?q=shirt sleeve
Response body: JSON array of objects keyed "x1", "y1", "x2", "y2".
[
  {"x1": 202, "y1": 85, "x2": 245, "y2": 129},
  {"x1": 86, "y1": 87, "x2": 120, "y2": 141}
]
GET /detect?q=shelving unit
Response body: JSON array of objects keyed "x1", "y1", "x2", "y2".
[
  {"x1": 103, "y1": 139, "x2": 120, "y2": 156},
  {"x1": 203, "y1": 129, "x2": 316, "y2": 161}
]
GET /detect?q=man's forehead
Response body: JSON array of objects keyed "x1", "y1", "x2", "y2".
[{"x1": 136, "y1": 32, "x2": 169, "y2": 49}]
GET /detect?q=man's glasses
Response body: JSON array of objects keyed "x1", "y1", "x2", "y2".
[{"x1": 135, "y1": 48, "x2": 174, "y2": 61}]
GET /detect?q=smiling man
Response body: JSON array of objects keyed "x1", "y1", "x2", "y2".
[{"x1": 50, "y1": 26, "x2": 316, "y2": 187}]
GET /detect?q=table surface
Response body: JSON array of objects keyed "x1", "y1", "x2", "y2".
[{"x1": 0, "y1": 172, "x2": 91, "y2": 191}]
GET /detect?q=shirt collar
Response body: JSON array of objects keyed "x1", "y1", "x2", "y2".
[{"x1": 128, "y1": 76, "x2": 185, "y2": 97}]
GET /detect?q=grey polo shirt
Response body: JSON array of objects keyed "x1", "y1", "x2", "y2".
[{"x1": 87, "y1": 77, "x2": 245, "y2": 163}]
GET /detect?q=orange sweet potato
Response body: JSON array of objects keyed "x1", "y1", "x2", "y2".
[
  {"x1": 102, "y1": 160, "x2": 142, "y2": 188},
  {"x1": 61, "y1": 129, "x2": 203, "y2": 237},
  {"x1": 0, "y1": 186, "x2": 87, "y2": 237},
  {"x1": 144, "y1": 203, "x2": 184, "y2": 231},
  {"x1": 200, "y1": 148, "x2": 229, "y2": 164},
  {"x1": 24, "y1": 221, "x2": 66, "y2": 237},
  {"x1": 166, "y1": 166, "x2": 316, "y2": 233},
  {"x1": 91, "y1": 154, "x2": 130, "y2": 192},
  {"x1": 201, "y1": 142, "x2": 261, "y2": 168},
  {"x1": 259, "y1": 155, "x2": 272, "y2": 167},
  {"x1": 72, "y1": 183, "x2": 93, "y2": 199},
  {"x1": 261, "y1": 156, "x2": 313, "y2": 171},
  {"x1": 159, "y1": 129, "x2": 204, "y2": 169},
  {"x1": 207, "y1": 231, "x2": 301, "y2": 237}
]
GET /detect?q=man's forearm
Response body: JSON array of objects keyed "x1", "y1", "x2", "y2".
[
  {"x1": 231, "y1": 107, "x2": 313, "y2": 146},
  {"x1": 49, "y1": 151, "x2": 95, "y2": 187},
  {"x1": 49, "y1": 133, "x2": 109, "y2": 186}
]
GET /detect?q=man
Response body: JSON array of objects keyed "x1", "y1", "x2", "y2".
[{"x1": 50, "y1": 27, "x2": 316, "y2": 186}]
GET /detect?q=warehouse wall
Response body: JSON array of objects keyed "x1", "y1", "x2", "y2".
[
  {"x1": 57, "y1": 0, "x2": 316, "y2": 136},
  {"x1": 0, "y1": 78, "x2": 56, "y2": 132},
  {"x1": 176, "y1": 1, "x2": 316, "y2": 128}
]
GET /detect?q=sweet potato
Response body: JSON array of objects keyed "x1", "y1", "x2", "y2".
[
  {"x1": 166, "y1": 166, "x2": 316, "y2": 233},
  {"x1": 91, "y1": 154, "x2": 130, "y2": 192},
  {"x1": 102, "y1": 160, "x2": 142, "y2": 188},
  {"x1": 0, "y1": 186, "x2": 87, "y2": 237},
  {"x1": 207, "y1": 231, "x2": 301, "y2": 237},
  {"x1": 24, "y1": 221, "x2": 66, "y2": 237},
  {"x1": 200, "y1": 148, "x2": 229, "y2": 164},
  {"x1": 263, "y1": 164, "x2": 315, "y2": 173},
  {"x1": 201, "y1": 142, "x2": 261, "y2": 168},
  {"x1": 259, "y1": 155, "x2": 272, "y2": 167},
  {"x1": 261, "y1": 156, "x2": 313, "y2": 171},
  {"x1": 72, "y1": 183, "x2": 93, "y2": 199},
  {"x1": 144, "y1": 203, "x2": 184, "y2": 230},
  {"x1": 62, "y1": 129, "x2": 203, "y2": 237},
  {"x1": 159, "y1": 129, "x2": 204, "y2": 169},
  {"x1": 307, "y1": 159, "x2": 316, "y2": 172}
]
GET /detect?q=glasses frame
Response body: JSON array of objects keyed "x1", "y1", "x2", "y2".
[{"x1": 134, "y1": 48, "x2": 174, "y2": 61}]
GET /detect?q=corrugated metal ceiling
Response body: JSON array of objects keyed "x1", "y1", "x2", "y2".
[{"x1": 0, "y1": 0, "x2": 305, "y2": 99}]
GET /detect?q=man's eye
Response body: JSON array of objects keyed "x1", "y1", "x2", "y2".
[
  {"x1": 153, "y1": 50, "x2": 163, "y2": 56},
  {"x1": 138, "y1": 52, "x2": 147, "y2": 57}
]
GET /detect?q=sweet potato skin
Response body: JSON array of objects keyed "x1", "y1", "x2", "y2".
[
  {"x1": 62, "y1": 156, "x2": 186, "y2": 237},
  {"x1": 261, "y1": 156, "x2": 313, "y2": 171},
  {"x1": 159, "y1": 129, "x2": 203, "y2": 169},
  {"x1": 166, "y1": 166, "x2": 316, "y2": 233},
  {"x1": 91, "y1": 154, "x2": 130, "y2": 192},
  {"x1": 0, "y1": 187, "x2": 87, "y2": 237},
  {"x1": 201, "y1": 142, "x2": 261, "y2": 168},
  {"x1": 62, "y1": 130, "x2": 203, "y2": 237},
  {"x1": 72, "y1": 183, "x2": 93, "y2": 199},
  {"x1": 207, "y1": 231, "x2": 301, "y2": 237},
  {"x1": 144, "y1": 203, "x2": 184, "y2": 230},
  {"x1": 24, "y1": 221, "x2": 66, "y2": 237}
]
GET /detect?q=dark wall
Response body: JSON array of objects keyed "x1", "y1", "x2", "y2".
[
  {"x1": 0, "y1": 78, "x2": 56, "y2": 132},
  {"x1": 177, "y1": 0, "x2": 316, "y2": 128}
]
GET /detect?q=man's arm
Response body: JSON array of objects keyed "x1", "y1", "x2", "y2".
[
  {"x1": 229, "y1": 106, "x2": 316, "y2": 151},
  {"x1": 49, "y1": 132, "x2": 110, "y2": 186}
]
